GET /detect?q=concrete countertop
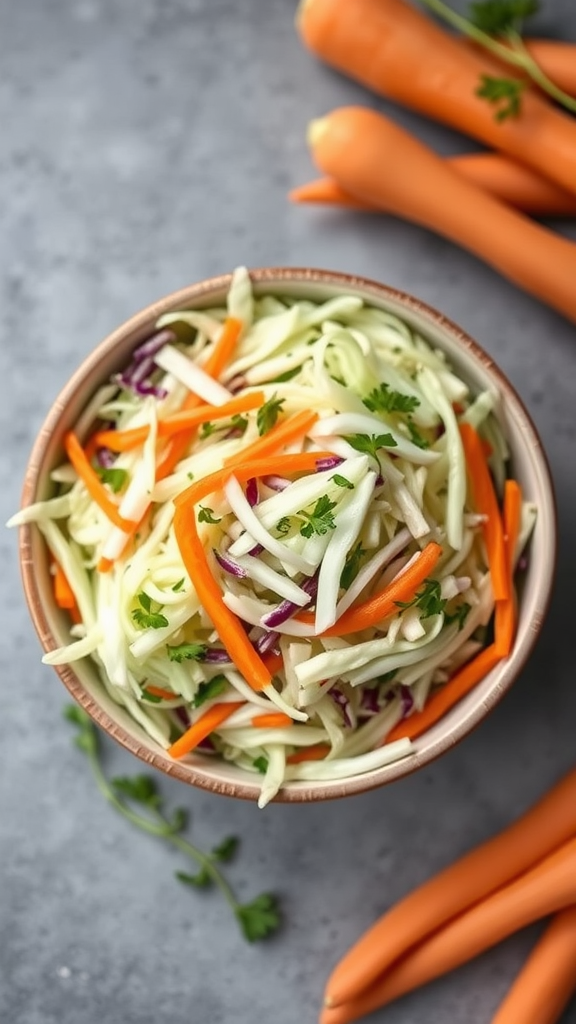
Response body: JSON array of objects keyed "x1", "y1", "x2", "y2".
[{"x1": 2, "y1": 2, "x2": 575, "y2": 1022}]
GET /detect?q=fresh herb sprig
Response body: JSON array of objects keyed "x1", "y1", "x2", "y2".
[
  {"x1": 363, "y1": 383, "x2": 420, "y2": 415},
  {"x1": 132, "y1": 591, "x2": 169, "y2": 630},
  {"x1": 64, "y1": 706, "x2": 281, "y2": 942},
  {"x1": 94, "y1": 466, "x2": 129, "y2": 494},
  {"x1": 298, "y1": 494, "x2": 337, "y2": 538},
  {"x1": 417, "y1": 0, "x2": 576, "y2": 117},
  {"x1": 257, "y1": 394, "x2": 285, "y2": 435},
  {"x1": 476, "y1": 74, "x2": 526, "y2": 121}
]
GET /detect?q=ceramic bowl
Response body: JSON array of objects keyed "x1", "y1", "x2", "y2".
[{"x1": 19, "y1": 268, "x2": 556, "y2": 802}]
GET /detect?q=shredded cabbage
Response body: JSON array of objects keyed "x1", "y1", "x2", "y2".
[{"x1": 11, "y1": 268, "x2": 536, "y2": 806}]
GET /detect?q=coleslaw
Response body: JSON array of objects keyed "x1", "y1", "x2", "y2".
[{"x1": 10, "y1": 268, "x2": 536, "y2": 806}]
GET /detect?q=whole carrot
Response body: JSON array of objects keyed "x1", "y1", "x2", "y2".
[
  {"x1": 297, "y1": 0, "x2": 576, "y2": 198},
  {"x1": 307, "y1": 107, "x2": 576, "y2": 324},
  {"x1": 323, "y1": 765, "x2": 576, "y2": 1008},
  {"x1": 491, "y1": 904, "x2": 576, "y2": 1024},
  {"x1": 322, "y1": 837, "x2": 576, "y2": 1024},
  {"x1": 290, "y1": 151, "x2": 576, "y2": 216}
]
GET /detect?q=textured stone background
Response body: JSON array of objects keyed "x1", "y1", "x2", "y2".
[{"x1": 2, "y1": 2, "x2": 576, "y2": 1022}]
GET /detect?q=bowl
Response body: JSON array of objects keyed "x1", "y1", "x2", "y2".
[{"x1": 18, "y1": 267, "x2": 556, "y2": 802}]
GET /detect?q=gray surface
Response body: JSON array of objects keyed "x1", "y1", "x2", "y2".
[{"x1": 2, "y1": 1, "x2": 576, "y2": 1022}]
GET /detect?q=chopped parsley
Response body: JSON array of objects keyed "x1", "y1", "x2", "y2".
[
  {"x1": 445, "y1": 602, "x2": 472, "y2": 630},
  {"x1": 469, "y1": 0, "x2": 539, "y2": 34},
  {"x1": 298, "y1": 494, "x2": 337, "y2": 538},
  {"x1": 476, "y1": 75, "x2": 526, "y2": 122},
  {"x1": 253, "y1": 756, "x2": 269, "y2": 774},
  {"x1": 95, "y1": 466, "x2": 128, "y2": 494},
  {"x1": 131, "y1": 591, "x2": 169, "y2": 630},
  {"x1": 345, "y1": 433, "x2": 398, "y2": 461},
  {"x1": 171, "y1": 578, "x2": 186, "y2": 593},
  {"x1": 166, "y1": 641, "x2": 208, "y2": 663},
  {"x1": 340, "y1": 541, "x2": 366, "y2": 590},
  {"x1": 406, "y1": 420, "x2": 430, "y2": 450},
  {"x1": 276, "y1": 516, "x2": 292, "y2": 535},
  {"x1": 332, "y1": 473, "x2": 354, "y2": 490},
  {"x1": 199, "y1": 421, "x2": 217, "y2": 439},
  {"x1": 396, "y1": 578, "x2": 447, "y2": 619},
  {"x1": 257, "y1": 393, "x2": 285, "y2": 435},
  {"x1": 193, "y1": 674, "x2": 228, "y2": 708},
  {"x1": 230, "y1": 414, "x2": 248, "y2": 434},
  {"x1": 363, "y1": 383, "x2": 420, "y2": 415},
  {"x1": 198, "y1": 505, "x2": 222, "y2": 525}
]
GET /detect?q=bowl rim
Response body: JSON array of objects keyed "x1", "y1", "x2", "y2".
[{"x1": 19, "y1": 266, "x2": 558, "y2": 802}]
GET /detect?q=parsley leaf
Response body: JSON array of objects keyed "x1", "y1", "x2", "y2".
[
  {"x1": 172, "y1": 578, "x2": 185, "y2": 592},
  {"x1": 230, "y1": 414, "x2": 248, "y2": 434},
  {"x1": 476, "y1": 75, "x2": 526, "y2": 121},
  {"x1": 236, "y1": 893, "x2": 281, "y2": 942},
  {"x1": 199, "y1": 421, "x2": 216, "y2": 439},
  {"x1": 363, "y1": 383, "x2": 420, "y2": 415},
  {"x1": 276, "y1": 516, "x2": 292, "y2": 535},
  {"x1": 212, "y1": 836, "x2": 239, "y2": 862},
  {"x1": 345, "y1": 433, "x2": 398, "y2": 461},
  {"x1": 332, "y1": 473, "x2": 354, "y2": 490},
  {"x1": 406, "y1": 420, "x2": 430, "y2": 450},
  {"x1": 340, "y1": 541, "x2": 366, "y2": 590},
  {"x1": 193, "y1": 675, "x2": 228, "y2": 708},
  {"x1": 111, "y1": 774, "x2": 160, "y2": 808},
  {"x1": 166, "y1": 641, "x2": 207, "y2": 663},
  {"x1": 272, "y1": 366, "x2": 301, "y2": 383},
  {"x1": 253, "y1": 755, "x2": 269, "y2": 774},
  {"x1": 176, "y1": 868, "x2": 211, "y2": 887},
  {"x1": 397, "y1": 578, "x2": 447, "y2": 619},
  {"x1": 298, "y1": 494, "x2": 337, "y2": 539},
  {"x1": 445, "y1": 602, "x2": 472, "y2": 630},
  {"x1": 198, "y1": 505, "x2": 222, "y2": 525},
  {"x1": 469, "y1": 0, "x2": 539, "y2": 34},
  {"x1": 257, "y1": 393, "x2": 285, "y2": 435},
  {"x1": 95, "y1": 466, "x2": 128, "y2": 494},
  {"x1": 132, "y1": 591, "x2": 169, "y2": 630}
]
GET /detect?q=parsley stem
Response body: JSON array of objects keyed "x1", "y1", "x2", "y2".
[
  {"x1": 417, "y1": 0, "x2": 576, "y2": 114},
  {"x1": 162, "y1": 830, "x2": 240, "y2": 914},
  {"x1": 86, "y1": 748, "x2": 170, "y2": 837}
]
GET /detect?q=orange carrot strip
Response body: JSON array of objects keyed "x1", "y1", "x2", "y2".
[
  {"x1": 156, "y1": 316, "x2": 242, "y2": 480},
  {"x1": 385, "y1": 642, "x2": 502, "y2": 745},
  {"x1": 491, "y1": 904, "x2": 576, "y2": 1024},
  {"x1": 251, "y1": 713, "x2": 293, "y2": 729},
  {"x1": 459, "y1": 422, "x2": 509, "y2": 601},
  {"x1": 323, "y1": 766, "x2": 576, "y2": 1010},
  {"x1": 321, "y1": 837, "x2": 576, "y2": 1024},
  {"x1": 262, "y1": 651, "x2": 284, "y2": 676},
  {"x1": 64, "y1": 432, "x2": 138, "y2": 532},
  {"x1": 495, "y1": 479, "x2": 523, "y2": 658},
  {"x1": 297, "y1": 541, "x2": 442, "y2": 636},
  {"x1": 93, "y1": 391, "x2": 265, "y2": 453},
  {"x1": 53, "y1": 561, "x2": 76, "y2": 609},
  {"x1": 287, "y1": 743, "x2": 330, "y2": 764},
  {"x1": 167, "y1": 701, "x2": 244, "y2": 759},
  {"x1": 222, "y1": 409, "x2": 319, "y2": 468},
  {"x1": 173, "y1": 449, "x2": 332, "y2": 509},
  {"x1": 174, "y1": 504, "x2": 272, "y2": 692},
  {"x1": 172, "y1": 452, "x2": 332, "y2": 690},
  {"x1": 145, "y1": 685, "x2": 178, "y2": 701},
  {"x1": 97, "y1": 556, "x2": 114, "y2": 573}
]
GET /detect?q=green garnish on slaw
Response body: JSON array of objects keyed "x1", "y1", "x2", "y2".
[{"x1": 9, "y1": 268, "x2": 536, "y2": 807}]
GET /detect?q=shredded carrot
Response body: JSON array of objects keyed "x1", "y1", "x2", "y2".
[
  {"x1": 145, "y1": 684, "x2": 177, "y2": 701},
  {"x1": 287, "y1": 743, "x2": 331, "y2": 764},
  {"x1": 222, "y1": 410, "x2": 319, "y2": 468},
  {"x1": 385, "y1": 642, "x2": 502, "y2": 744},
  {"x1": 53, "y1": 561, "x2": 76, "y2": 609},
  {"x1": 64, "y1": 432, "x2": 138, "y2": 532},
  {"x1": 262, "y1": 650, "x2": 284, "y2": 676},
  {"x1": 251, "y1": 712, "x2": 293, "y2": 729},
  {"x1": 167, "y1": 701, "x2": 244, "y2": 759},
  {"x1": 460, "y1": 422, "x2": 509, "y2": 602},
  {"x1": 93, "y1": 391, "x2": 265, "y2": 453},
  {"x1": 174, "y1": 449, "x2": 333, "y2": 508},
  {"x1": 97, "y1": 556, "x2": 114, "y2": 573},
  {"x1": 297, "y1": 541, "x2": 443, "y2": 636},
  {"x1": 156, "y1": 316, "x2": 242, "y2": 480},
  {"x1": 174, "y1": 504, "x2": 272, "y2": 692},
  {"x1": 495, "y1": 479, "x2": 523, "y2": 657}
]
